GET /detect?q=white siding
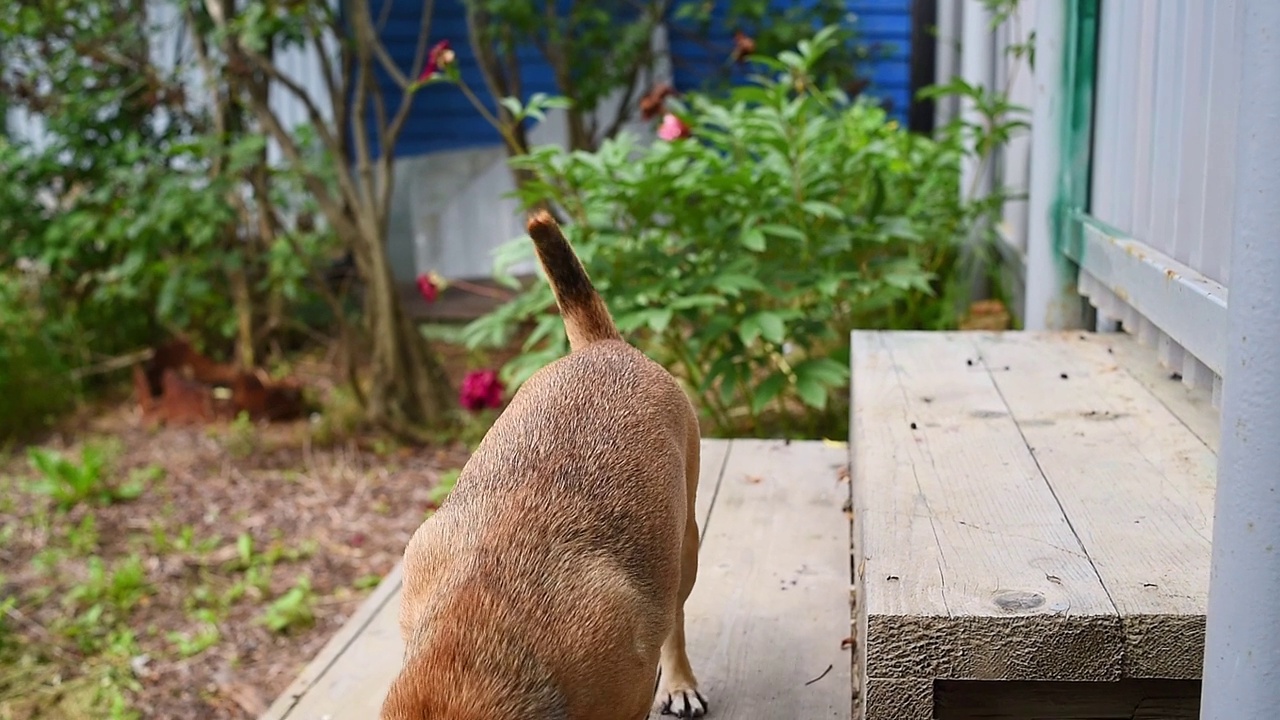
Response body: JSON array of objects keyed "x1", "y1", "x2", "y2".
[{"x1": 1081, "y1": 0, "x2": 1241, "y2": 403}]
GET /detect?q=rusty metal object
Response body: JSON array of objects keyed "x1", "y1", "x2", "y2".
[{"x1": 133, "y1": 338, "x2": 306, "y2": 425}]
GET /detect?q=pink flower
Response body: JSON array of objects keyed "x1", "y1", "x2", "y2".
[
  {"x1": 419, "y1": 39, "x2": 456, "y2": 82},
  {"x1": 459, "y1": 370, "x2": 505, "y2": 412},
  {"x1": 416, "y1": 273, "x2": 440, "y2": 302},
  {"x1": 657, "y1": 113, "x2": 691, "y2": 141}
]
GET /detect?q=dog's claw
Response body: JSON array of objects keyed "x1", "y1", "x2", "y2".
[{"x1": 659, "y1": 689, "x2": 708, "y2": 718}]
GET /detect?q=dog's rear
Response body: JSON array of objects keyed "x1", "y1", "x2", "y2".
[{"x1": 381, "y1": 211, "x2": 707, "y2": 720}]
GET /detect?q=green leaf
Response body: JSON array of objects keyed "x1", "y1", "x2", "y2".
[
  {"x1": 741, "y1": 226, "x2": 766, "y2": 252},
  {"x1": 750, "y1": 372, "x2": 789, "y2": 414},
  {"x1": 711, "y1": 273, "x2": 766, "y2": 296},
  {"x1": 755, "y1": 312, "x2": 787, "y2": 345},
  {"x1": 795, "y1": 375, "x2": 829, "y2": 410},
  {"x1": 760, "y1": 223, "x2": 807, "y2": 242},
  {"x1": 801, "y1": 200, "x2": 843, "y2": 220},
  {"x1": 793, "y1": 357, "x2": 850, "y2": 387}
]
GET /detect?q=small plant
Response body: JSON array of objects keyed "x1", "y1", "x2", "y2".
[
  {"x1": 224, "y1": 411, "x2": 259, "y2": 459},
  {"x1": 309, "y1": 384, "x2": 366, "y2": 447},
  {"x1": 257, "y1": 575, "x2": 316, "y2": 634},
  {"x1": 353, "y1": 574, "x2": 382, "y2": 591},
  {"x1": 167, "y1": 609, "x2": 221, "y2": 658},
  {"x1": 67, "y1": 555, "x2": 151, "y2": 614},
  {"x1": 27, "y1": 442, "x2": 146, "y2": 510},
  {"x1": 66, "y1": 513, "x2": 100, "y2": 555}
]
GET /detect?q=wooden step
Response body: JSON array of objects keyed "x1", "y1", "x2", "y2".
[
  {"x1": 262, "y1": 439, "x2": 854, "y2": 720},
  {"x1": 849, "y1": 330, "x2": 1217, "y2": 720}
]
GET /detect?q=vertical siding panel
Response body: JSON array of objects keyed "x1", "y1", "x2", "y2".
[
  {"x1": 1105, "y1": 1, "x2": 1143, "y2": 236},
  {"x1": 1172, "y1": 0, "x2": 1212, "y2": 268},
  {"x1": 1089, "y1": 0, "x2": 1121, "y2": 224},
  {"x1": 1143, "y1": 0, "x2": 1183, "y2": 257},
  {"x1": 1197, "y1": 0, "x2": 1240, "y2": 285},
  {"x1": 1000, "y1": 6, "x2": 1035, "y2": 253},
  {"x1": 1127, "y1": 2, "x2": 1158, "y2": 243}
]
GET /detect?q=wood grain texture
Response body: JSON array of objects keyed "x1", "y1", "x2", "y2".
[
  {"x1": 850, "y1": 331, "x2": 1122, "y2": 697},
  {"x1": 1102, "y1": 330, "x2": 1220, "y2": 453},
  {"x1": 973, "y1": 332, "x2": 1216, "y2": 679},
  {"x1": 860, "y1": 677, "x2": 932, "y2": 720},
  {"x1": 680, "y1": 439, "x2": 852, "y2": 719},
  {"x1": 261, "y1": 439, "x2": 734, "y2": 720}
]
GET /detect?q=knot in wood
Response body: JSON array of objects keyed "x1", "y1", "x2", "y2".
[{"x1": 992, "y1": 590, "x2": 1046, "y2": 613}]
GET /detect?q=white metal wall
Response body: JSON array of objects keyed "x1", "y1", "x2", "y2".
[
  {"x1": 1080, "y1": 0, "x2": 1238, "y2": 404},
  {"x1": 934, "y1": 1, "x2": 1037, "y2": 315},
  {"x1": 1090, "y1": 0, "x2": 1238, "y2": 286}
]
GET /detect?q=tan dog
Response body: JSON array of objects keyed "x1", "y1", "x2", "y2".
[{"x1": 379, "y1": 210, "x2": 708, "y2": 720}]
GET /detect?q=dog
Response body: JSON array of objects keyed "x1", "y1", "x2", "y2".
[{"x1": 379, "y1": 210, "x2": 708, "y2": 720}]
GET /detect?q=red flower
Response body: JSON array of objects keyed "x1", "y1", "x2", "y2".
[
  {"x1": 639, "y1": 82, "x2": 677, "y2": 120},
  {"x1": 657, "y1": 113, "x2": 692, "y2": 141},
  {"x1": 416, "y1": 273, "x2": 440, "y2": 303},
  {"x1": 419, "y1": 39, "x2": 456, "y2": 82},
  {"x1": 730, "y1": 31, "x2": 757, "y2": 64},
  {"x1": 459, "y1": 370, "x2": 505, "y2": 412}
]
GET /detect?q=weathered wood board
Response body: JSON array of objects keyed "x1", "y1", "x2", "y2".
[
  {"x1": 263, "y1": 438, "x2": 851, "y2": 720},
  {"x1": 679, "y1": 439, "x2": 852, "y2": 719},
  {"x1": 973, "y1": 332, "x2": 1216, "y2": 679},
  {"x1": 850, "y1": 331, "x2": 1122, "y2": 720},
  {"x1": 850, "y1": 330, "x2": 1217, "y2": 720}
]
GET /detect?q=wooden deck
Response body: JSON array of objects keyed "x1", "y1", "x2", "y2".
[
  {"x1": 850, "y1": 331, "x2": 1217, "y2": 720},
  {"x1": 262, "y1": 439, "x2": 854, "y2": 720}
]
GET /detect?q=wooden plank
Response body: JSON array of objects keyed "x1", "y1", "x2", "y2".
[
  {"x1": 680, "y1": 439, "x2": 851, "y2": 719},
  {"x1": 972, "y1": 332, "x2": 1216, "y2": 679},
  {"x1": 934, "y1": 678, "x2": 1200, "y2": 719},
  {"x1": 1102, "y1": 331, "x2": 1220, "y2": 453},
  {"x1": 695, "y1": 439, "x2": 732, "y2": 543},
  {"x1": 850, "y1": 331, "x2": 1122, "y2": 720},
  {"x1": 261, "y1": 439, "x2": 734, "y2": 720}
]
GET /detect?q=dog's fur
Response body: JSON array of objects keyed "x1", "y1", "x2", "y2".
[{"x1": 379, "y1": 211, "x2": 707, "y2": 720}]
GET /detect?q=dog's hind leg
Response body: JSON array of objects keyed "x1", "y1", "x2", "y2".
[{"x1": 654, "y1": 432, "x2": 708, "y2": 718}]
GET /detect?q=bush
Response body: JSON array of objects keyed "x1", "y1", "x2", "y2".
[
  {"x1": 0, "y1": 269, "x2": 79, "y2": 440},
  {"x1": 0, "y1": 6, "x2": 345, "y2": 439},
  {"x1": 464, "y1": 29, "x2": 976, "y2": 438}
]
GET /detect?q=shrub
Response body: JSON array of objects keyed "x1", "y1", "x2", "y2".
[
  {"x1": 0, "y1": 269, "x2": 78, "y2": 440},
  {"x1": 464, "y1": 29, "x2": 974, "y2": 438}
]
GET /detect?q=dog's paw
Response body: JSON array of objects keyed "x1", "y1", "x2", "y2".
[{"x1": 656, "y1": 688, "x2": 708, "y2": 718}]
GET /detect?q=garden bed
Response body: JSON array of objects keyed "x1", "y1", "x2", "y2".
[{"x1": 0, "y1": 337, "x2": 516, "y2": 719}]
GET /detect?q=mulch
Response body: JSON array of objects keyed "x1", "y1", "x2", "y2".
[{"x1": 0, "y1": 400, "x2": 469, "y2": 719}]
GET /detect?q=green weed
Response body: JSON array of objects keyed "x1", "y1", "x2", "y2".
[
  {"x1": 26, "y1": 442, "x2": 153, "y2": 510},
  {"x1": 258, "y1": 575, "x2": 315, "y2": 634}
]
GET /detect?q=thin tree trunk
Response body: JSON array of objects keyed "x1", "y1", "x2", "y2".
[{"x1": 359, "y1": 220, "x2": 453, "y2": 431}]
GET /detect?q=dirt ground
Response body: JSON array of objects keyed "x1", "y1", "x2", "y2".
[{"x1": 0, "y1": 334, "x2": 517, "y2": 719}]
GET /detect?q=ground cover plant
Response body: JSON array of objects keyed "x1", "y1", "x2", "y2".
[{"x1": 0, "y1": 374, "x2": 472, "y2": 720}]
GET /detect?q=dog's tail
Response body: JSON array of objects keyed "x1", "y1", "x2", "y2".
[{"x1": 527, "y1": 210, "x2": 621, "y2": 352}]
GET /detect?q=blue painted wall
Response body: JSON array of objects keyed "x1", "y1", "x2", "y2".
[
  {"x1": 363, "y1": 0, "x2": 915, "y2": 159},
  {"x1": 356, "y1": 0, "x2": 559, "y2": 158},
  {"x1": 664, "y1": 0, "x2": 913, "y2": 123}
]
